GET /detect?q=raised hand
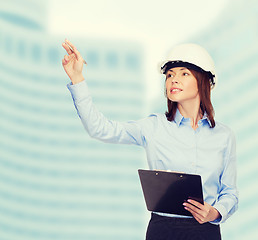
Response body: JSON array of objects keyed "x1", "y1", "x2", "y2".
[
  {"x1": 183, "y1": 199, "x2": 221, "y2": 224},
  {"x1": 62, "y1": 39, "x2": 85, "y2": 84}
]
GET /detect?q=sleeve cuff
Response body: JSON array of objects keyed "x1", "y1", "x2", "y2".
[
  {"x1": 210, "y1": 203, "x2": 227, "y2": 224},
  {"x1": 66, "y1": 80, "x2": 90, "y2": 102}
]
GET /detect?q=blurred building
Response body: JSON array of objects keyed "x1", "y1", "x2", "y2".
[{"x1": 0, "y1": 1, "x2": 147, "y2": 240}]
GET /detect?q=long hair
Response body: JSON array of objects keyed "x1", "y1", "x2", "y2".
[{"x1": 165, "y1": 69, "x2": 215, "y2": 128}]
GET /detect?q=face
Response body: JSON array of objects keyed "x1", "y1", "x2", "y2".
[{"x1": 165, "y1": 67, "x2": 200, "y2": 105}]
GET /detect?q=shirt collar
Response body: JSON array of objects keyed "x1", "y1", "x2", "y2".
[
  {"x1": 174, "y1": 109, "x2": 184, "y2": 127},
  {"x1": 174, "y1": 109, "x2": 212, "y2": 127},
  {"x1": 202, "y1": 112, "x2": 212, "y2": 127}
]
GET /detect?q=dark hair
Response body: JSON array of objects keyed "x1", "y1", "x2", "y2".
[{"x1": 165, "y1": 69, "x2": 215, "y2": 128}]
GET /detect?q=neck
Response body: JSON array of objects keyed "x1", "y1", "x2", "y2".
[{"x1": 177, "y1": 101, "x2": 202, "y2": 130}]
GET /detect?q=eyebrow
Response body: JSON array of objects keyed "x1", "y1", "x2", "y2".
[{"x1": 167, "y1": 68, "x2": 187, "y2": 73}]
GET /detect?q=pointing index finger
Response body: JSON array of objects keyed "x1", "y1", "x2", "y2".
[
  {"x1": 64, "y1": 39, "x2": 87, "y2": 64},
  {"x1": 65, "y1": 39, "x2": 75, "y2": 49},
  {"x1": 65, "y1": 40, "x2": 80, "y2": 56},
  {"x1": 62, "y1": 42, "x2": 73, "y2": 55}
]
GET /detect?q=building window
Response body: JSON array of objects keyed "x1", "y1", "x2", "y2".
[
  {"x1": 86, "y1": 50, "x2": 99, "y2": 67},
  {"x1": 31, "y1": 44, "x2": 41, "y2": 62},
  {"x1": 48, "y1": 47, "x2": 59, "y2": 64},
  {"x1": 125, "y1": 53, "x2": 140, "y2": 72},
  {"x1": 17, "y1": 40, "x2": 26, "y2": 58},
  {"x1": 106, "y1": 51, "x2": 118, "y2": 69},
  {"x1": 5, "y1": 35, "x2": 13, "y2": 54}
]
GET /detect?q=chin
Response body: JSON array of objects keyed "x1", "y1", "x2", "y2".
[{"x1": 168, "y1": 96, "x2": 180, "y2": 103}]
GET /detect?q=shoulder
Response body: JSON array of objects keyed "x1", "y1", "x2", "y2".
[
  {"x1": 137, "y1": 112, "x2": 164, "y2": 125},
  {"x1": 136, "y1": 113, "x2": 167, "y2": 131},
  {"x1": 214, "y1": 121, "x2": 234, "y2": 133},
  {"x1": 146, "y1": 113, "x2": 169, "y2": 125},
  {"x1": 213, "y1": 121, "x2": 236, "y2": 142},
  {"x1": 214, "y1": 121, "x2": 236, "y2": 160},
  {"x1": 147, "y1": 112, "x2": 166, "y2": 119}
]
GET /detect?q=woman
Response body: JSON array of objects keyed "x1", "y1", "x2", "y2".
[{"x1": 62, "y1": 40, "x2": 238, "y2": 240}]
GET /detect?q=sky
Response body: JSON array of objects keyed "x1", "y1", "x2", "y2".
[{"x1": 48, "y1": 0, "x2": 231, "y2": 101}]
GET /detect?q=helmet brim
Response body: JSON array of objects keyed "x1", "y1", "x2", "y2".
[{"x1": 160, "y1": 60, "x2": 216, "y2": 89}]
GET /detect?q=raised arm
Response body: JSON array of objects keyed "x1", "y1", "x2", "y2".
[{"x1": 62, "y1": 40, "x2": 149, "y2": 146}]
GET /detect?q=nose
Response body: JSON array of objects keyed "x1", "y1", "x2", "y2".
[{"x1": 171, "y1": 75, "x2": 180, "y2": 84}]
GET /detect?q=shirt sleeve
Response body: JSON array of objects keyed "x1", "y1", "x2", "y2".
[
  {"x1": 211, "y1": 129, "x2": 239, "y2": 224},
  {"x1": 67, "y1": 80, "x2": 147, "y2": 147}
]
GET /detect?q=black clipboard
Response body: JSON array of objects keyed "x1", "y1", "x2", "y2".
[{"x1": 138, "y1": 169, "x2": 204, "y2": 216}]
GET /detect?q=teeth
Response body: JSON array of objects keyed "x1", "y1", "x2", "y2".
[{"x1": 172, "y1": 89, "x2": 181, "y2": 92}]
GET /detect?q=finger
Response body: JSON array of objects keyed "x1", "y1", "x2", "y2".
[
  {"x1": 62, "y1": 56, "x2": 70, "y2": 66},
  {"x1": 64, "y1": 55, "x2": 69, "y2": 62},
  {"x1": 65, "y1": 39, "x2": 76, "y2": 50},
  {"x1": 187, "y1": 199, "x2": 203, "y2": 209},
  {"x1": 65, "y1": 39, "x2": 83, "y2": 61},
  {"x1": 62, "y1": 42, "x2": 73, "y2": 55},
  {"x1": 184, "y1": 203, "x2": 199, "y2": 214},
  {"x1": 192, "y1": 213, "x2": 205, "y2": 224},
  {"x1": 65, "y1": 39, "x2": 78, "y2": 56},
  {"x1": 62, "y1": 54, "x2": 74, "y2": 65},
  {"x1": 62, "y1": 58, "x2": 66, "y2": 66},
  {"x1": 184, "y1": 206, "x2": 204, "y2": 223},
  {"x1": 184, "y1": 203, "x2": 204, "y2": 218}
]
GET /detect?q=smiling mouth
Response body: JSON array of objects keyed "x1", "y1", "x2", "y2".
[{"x1": 170, "y1": 88, "x2": 182, "y2": 93}]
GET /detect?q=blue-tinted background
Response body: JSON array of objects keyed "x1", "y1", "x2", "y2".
[{"x1": 0, "y1": 0, "x2": 257, "y2": 239}]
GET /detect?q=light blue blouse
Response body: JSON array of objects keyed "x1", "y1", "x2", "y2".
[{"x1": 67, "y1": 80, "x2": 238, "y2": 224}]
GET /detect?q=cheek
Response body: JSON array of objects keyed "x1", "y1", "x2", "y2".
[{"x1": 186, "y1": 78, "x2": 198, "y2": 93}]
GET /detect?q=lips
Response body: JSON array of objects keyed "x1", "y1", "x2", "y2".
[{"x1": 170, "y1": 87, "x2": 182, "y2": 93}]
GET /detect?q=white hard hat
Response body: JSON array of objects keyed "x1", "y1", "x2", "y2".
[{"x1": 160, "y1": 43, "x2": 216, "y2": 89}]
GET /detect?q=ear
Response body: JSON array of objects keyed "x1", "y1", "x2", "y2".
[{"x1": 164, "y1": 81, "x2": 168, "y2": 98}]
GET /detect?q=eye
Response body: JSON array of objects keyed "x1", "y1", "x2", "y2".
[
  {"x1": 183, "y1": 72, "x2": 190, "y2": 76},
  {"x1": 166, "y1": 74, "x2": 173, "y2": 79}
]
